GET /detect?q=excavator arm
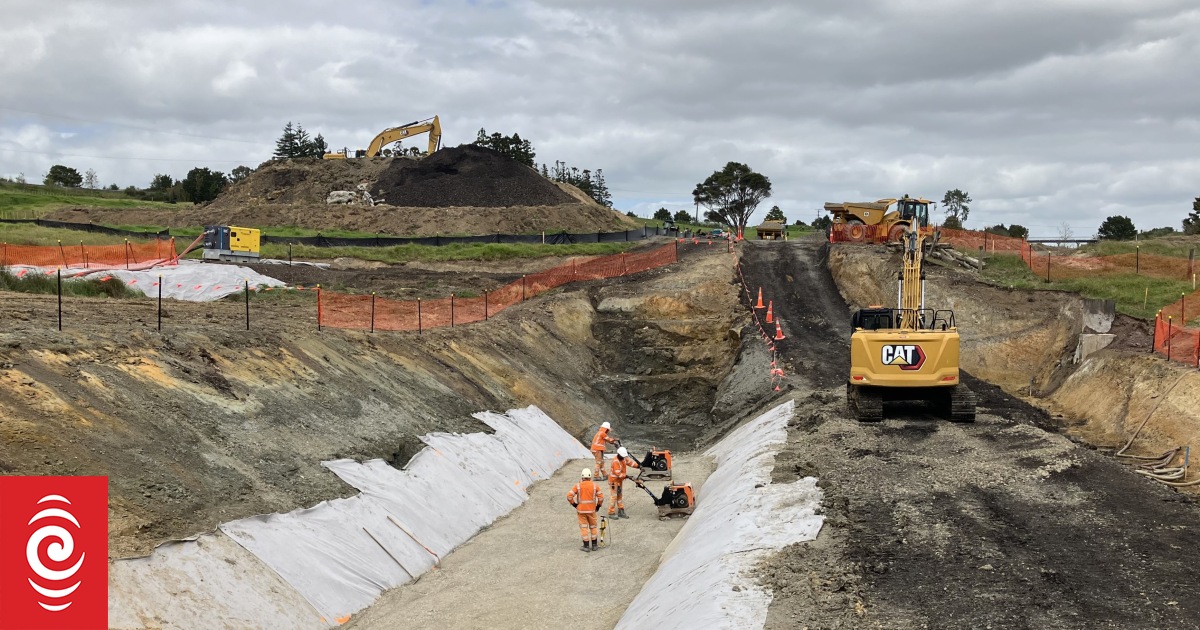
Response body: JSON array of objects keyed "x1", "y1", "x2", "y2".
[{"x1": 363, "y1": 116, "x2": 442, "y2": 157}]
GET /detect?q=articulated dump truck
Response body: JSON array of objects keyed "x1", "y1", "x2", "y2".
[{"x1": 825, "y1": 195, "x2": 933, "y2": 243}]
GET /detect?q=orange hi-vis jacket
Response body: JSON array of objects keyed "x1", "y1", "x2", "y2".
[
  {"x1": 567, "y1": 480, "x2": 604, "y2": 514},
  {"x1": 610, "y1": 456, "x2": 640, "y2": 482},
  {"x1": 591, "y1": 427, "x2": 616, "y2": 452}
]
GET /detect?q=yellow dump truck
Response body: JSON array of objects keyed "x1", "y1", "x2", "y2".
[{"x1": 825, "y1": 196, "x2": 933, "y2": 243}]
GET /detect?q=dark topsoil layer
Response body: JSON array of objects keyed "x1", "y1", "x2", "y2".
[{"x1": 372, "y1": 145, "x2": 575, "y2": 208}]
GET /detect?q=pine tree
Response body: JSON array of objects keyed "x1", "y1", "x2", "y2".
[
  {"x1": 1184, "y1": 197, "x2": 1200, "y2": 235},
  {"x1": 274, "y1": 122, "x2": 298, "y2": 159}
]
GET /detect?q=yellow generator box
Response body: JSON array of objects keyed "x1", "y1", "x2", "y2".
[{"x1": 229, "y1": 226, "x2": 260, "y2": 254}]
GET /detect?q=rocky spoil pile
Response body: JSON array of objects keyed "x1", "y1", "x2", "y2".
[
  {"x1": 372, "y1": 145, "x2": 576, "y2": 208},
  {"x1": 208, "y1": 156, "x2": 404, "y2": 209}
]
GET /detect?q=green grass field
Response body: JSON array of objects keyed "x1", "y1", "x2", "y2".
[
  {"x1": 0, "y1": 182, "x2": 180, "y2": 219},
  {"x1": 980, "y1": 253, "x2": 1195, "y2": 321},
  {"x1": 0, "y1": 224, "x2": 637, "y2": 262}
]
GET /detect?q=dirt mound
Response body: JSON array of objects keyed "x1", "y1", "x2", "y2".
[
  {"x1": 209, "y1": 157, "x2": 405, "y2": 209},
  {"x1": 45, "y1": 147, "x2": 638, "y2": 236},
  {"x1": 373, "y1": 145, "x2": 575, "y2": 208}
]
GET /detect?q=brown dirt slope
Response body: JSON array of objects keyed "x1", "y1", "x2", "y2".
[
  {"x1": 0, "y1": 245, "x2": 736, "y2": 558},
  {"x1": 45, "y1": 147, "x2": 637, "y2": 236}
]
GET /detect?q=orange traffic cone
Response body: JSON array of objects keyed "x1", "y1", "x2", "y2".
[
  {"x1": 754, "y1": 288, "x2": 765, "y2": 309},
  {"x1": 765, "y1": 301, "x2": 774, "y2": 323},
  {"x1": 774, "y1": 320, "x2": 786, "y2": 340}
]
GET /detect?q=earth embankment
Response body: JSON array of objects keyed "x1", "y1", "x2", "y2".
[{"x1": 0, "y1": 244, "x2": 740, "y2": 558}]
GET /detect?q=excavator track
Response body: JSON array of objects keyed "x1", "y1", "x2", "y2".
[
  {"x1": 848, "y1": 384, "x2": 883, "y2": 423},
  {"x1": 948, "y1": 385, "x2": 977, "y2": 423}
]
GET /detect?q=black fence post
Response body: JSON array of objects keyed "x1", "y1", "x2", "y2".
[
  {"x1": 157, "y1": 275, "x2": 162, "y2": 332},
  {"x1": 451, "y1": 294, "x2": 455, "y2": 327},
  {"x1": 244, "y1": 281, "x2": 250, "y2": 330},
  {"x1": 522, "y1": 275, "x2": 526, "y2": 301},
  {"x1": 1045, "y1": 252, "x2": 1051, "y2": 283},
  {"x1": 370, "y1": 292, "x2": 376, "y2": 333},
  {"x1": 57, "y1": 269, "x2": 62, "y2": 331},
  {"x1": 58, "y1": 240, "x2": 66, "y2": 268},
  {"x1": 484, "y1": 291, "x2": 489, "y2": 321},
  {"x1": 1167, "y1": 316, "x2": 1173, "y2": 362},
  {"x1": 125, "y1": 239, "x2": 130, "y2": 270},
  {"x1": 317, "y1": 284, "x2": 322, "y2": 332},
  {"x1": 417, "y1": 298, "x2": 423, "y2": 334}
]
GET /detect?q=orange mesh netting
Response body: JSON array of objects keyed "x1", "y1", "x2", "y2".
[
  {"x1": 1153, "y1": 315, "x2": 1200, "y2": 367},
  {"x1": 0, "y1": 239, "x2": 177, "y2": 269},
  {"x1": 320, "y1": 243, "x2": 680, "y2": 332}
]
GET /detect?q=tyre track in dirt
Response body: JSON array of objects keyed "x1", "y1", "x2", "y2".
[{"x1": 738, "y1": 237, "x2": 1200, "y2": 629}]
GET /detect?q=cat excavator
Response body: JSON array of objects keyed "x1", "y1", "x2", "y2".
[
  {"x1": 846, "y1": 225, "x2": 977, "y2": 422},
  {"x1": 323, "y1": 116, "x2": 443, "y2": 159}
]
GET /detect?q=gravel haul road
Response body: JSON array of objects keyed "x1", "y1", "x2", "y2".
[{"x1": 739, "y1": 237, "x2": 1200, "y2": 630}]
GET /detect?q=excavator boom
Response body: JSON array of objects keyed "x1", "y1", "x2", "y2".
[{"x1": 323, "y1": 116, "x2": 442, "y2": 159}]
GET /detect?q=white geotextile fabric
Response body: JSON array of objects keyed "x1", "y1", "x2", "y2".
[
  {"x1": 108, "y1": 532, "x2": 326, "y2": 629},
  {"x1": 6, "y1": 259, "x2": 286, "y2": 301},
  {"x1": 219, "y1": 406, "x2": 591, "y2": 625},
  {"x1": 615, "y1": 400, "x2": 825, "y2": 630}
]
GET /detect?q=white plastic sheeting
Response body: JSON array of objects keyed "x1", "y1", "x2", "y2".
[
  {"x1": 615, "y1": 400, "x2": 825, "y2": 630},
  {"x1": 5, "y1": 259, "x2": 286, "y2": 301},
  {"x1": 107, "y1": 406, "x2": 589, "y2": 629},
  {"x1": 219, "y1": 406, "x2": 591, "y2": 625},
  {"x1": 108, "y1": 533, "x2": 326, "y2": 630}
]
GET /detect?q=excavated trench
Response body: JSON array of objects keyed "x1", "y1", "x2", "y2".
[{"x1": 11, "y1": 232, "x2": 1200, "y2": 628}]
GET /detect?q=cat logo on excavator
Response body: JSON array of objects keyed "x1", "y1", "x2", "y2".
[{"x1": 881, "y1": 344, "x2": 925, "y2": 370}]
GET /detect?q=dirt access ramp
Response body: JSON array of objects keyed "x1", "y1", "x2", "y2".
[
  {"x1": 46, "y1": 145, "x2": 637, "y2": 236},
  {"x1": 737, "y1": 237, "x2": 1200, "y2": 629}
]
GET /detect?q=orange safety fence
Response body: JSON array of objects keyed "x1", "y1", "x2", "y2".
[
  {"x1": 938, "y1": 228, "x2": 1025, "y2": 254},
  {"x1": 1153, "y1": 315, "x2": 1200, "y2": 367},
  {"x1": 320, "y1": 242, "x2": 680, "y2": 332},
  {"x1": 0, "y1": 239, "x2": 177, "y2": 269}
]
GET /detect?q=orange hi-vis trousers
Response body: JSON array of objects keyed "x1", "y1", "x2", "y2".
[
  {"x1": 577, "y1": 512, "x2": 598, "y2": 542},
  {"x1": 608, "y1": 478, "x2": 625, "y2": 514},
  {"x1": 592, "y1": 450, "x2": 605, "y2": 476}
]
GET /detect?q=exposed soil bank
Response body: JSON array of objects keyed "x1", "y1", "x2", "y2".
[{"x1": 0, "y1": 245, "x2": 741, "y2": 557}]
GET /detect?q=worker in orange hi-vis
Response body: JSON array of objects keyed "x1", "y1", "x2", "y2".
[
  {"x1": 567, "y1": 468, "x2": 604, "y2": 552},
  {"x1": 590, "y1": 421, "x2": 618, "y2": 479},
  {"x1": 607, "y1": 446, "x2": 640, "y2": 519}
]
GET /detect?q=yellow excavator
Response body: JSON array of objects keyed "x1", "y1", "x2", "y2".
[
  {"x1": 846, "y1": 225, "x2": 976, "y2": 422},
  {"x1": 323, "y1": 116, "x2": 443, "y2": 159}
]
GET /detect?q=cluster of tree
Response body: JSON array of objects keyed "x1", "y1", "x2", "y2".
[
  {"x1": 764, "y1": 205, "x2": 786, "y2": 223},
  {"x1": 693, "y1": 162, "x2": 772, "y2": 235},
  {"x1": 1185, "y1": 197, "x2": 1200, "y2": 235},
  {"x1": 941, "y1": 189, "x2": 971, "y2": 229},
  {"x1": 473, "y1": 129, "x2": 535, "y2": 167},
  {"x1": 273, "y1": 122, "x2": 328, "y2": 159},
  {"x1": 982, "y1": 224, "x2": 1029, "y2": 239},
  {"x1": 124, "y1": 166, "x2": 249, "y2": 204},
  {"x1": 1097, "y1": 215, "x2": 1137, "y2": 240},
  {"x1": 541, "y1": 161, "x2": 612, "y2": 207},
  {"x1": 652, "y1": 207, "x2": 701, "y2": 225}
]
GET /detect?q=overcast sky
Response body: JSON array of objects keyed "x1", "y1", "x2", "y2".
[{"x1": 2, "y1": 0, "x2": 1199, "y2": 236}]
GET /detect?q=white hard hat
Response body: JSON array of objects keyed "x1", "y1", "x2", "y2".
[
  {"x1": 581, "y1": 468, "x2": 593, "y2": 478},
  {"x1": 617, "y1": 446, "x2": 628, "y2": 458},
  {"x1": 601, "y1": 422, "x2": 611, "y2": 430}
]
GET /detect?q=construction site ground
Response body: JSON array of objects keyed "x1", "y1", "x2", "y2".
[
  {"x1": 347, "y1": 455, "x2": 714, "y2": 629},
  {"x1": 4, "y1": 228, "x2": 1200, "y2": 627}
]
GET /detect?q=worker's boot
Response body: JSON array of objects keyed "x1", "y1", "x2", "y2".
[
  {"x1": 618, "y1": 508, "x2": 627, "y2": 519},
  {"x1": 581, "y1": 541, "x2": 591, "y2": 553},
  {"x1": 591, "y1": 539, "x2": 598, "y2": 551}
]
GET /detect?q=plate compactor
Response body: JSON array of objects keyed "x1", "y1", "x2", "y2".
[
  {"x1": 634, "y1": 474, "x2": 695, "y2": 518},
  {"x1": 638, "y1": 448, "x2": 673, "y2": 481}
]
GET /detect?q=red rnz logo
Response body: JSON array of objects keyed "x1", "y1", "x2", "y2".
[{"x1": 0, "y1": 476, "x2": 108, "y2": 630}]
